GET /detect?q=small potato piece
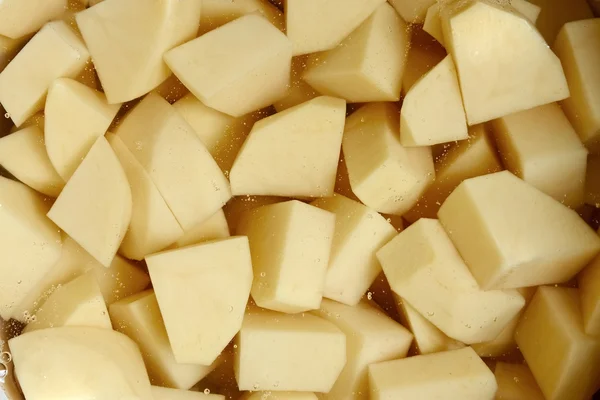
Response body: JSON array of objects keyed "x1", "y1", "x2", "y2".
[
  {"x1": 199, "y1": 0, "x2": 284, "y2": 34},
  {"x1": 274, "y1": 56, "x2": 319, "y2": 112},
  {"x1": 237, "y1": 200, "x2": 335, "y2": 313},
  {"x1": 585, "y1": 156, "x2": 600, "y2": 207},
  {"x1": 511, "y1": 0, "x2": 541, "y2": 23},
  {"x1": 303, "y1": 3, "x2": 408, "y2": 103},
  {"x1": 401, "y1": 27, "x2": 446, "y2": 93},
  {"x1": 152, "y1": 386, "x2": 224, "y2": 400},
  {"x1": 528, "y1": 0, "x2": 593, "y2": 43},
  {"x1": 423, "y1": 5, "x2": 445, "y2": 46},
  {"x1": 235, "y1": 308, "x2": 346, "y2": 392},
  {"x1": 76, "y1": 0, "x2": 202, "y2": 103},
  {"x1": 515, "y1": 287, "x2": 600, "y2": 400},
  {"x1": 579, "y1": 255, "x2": 600, "y2": 335},
  {"x1": 45, "y1": 78, "x2": 120, "y2": 181},
  {"x1": 311, "y1": 195, "x2": 397, "y2": 306},
  {"x1": 230, "y1": 96, "x2": 345, "y2": 197},
  {"x1": 491, "y1": 103, "x2": 587, "y2": 207},
  {"x1": 494, "y1": 362, "x2": 545, "y2": 400},
  {"x1": 147, "y1": 237, "x2": 253, "y2": 365},
  {"x1": 110, "y1": 290, "x2": 217, "y2": 389},
  {"x1": 314, "y1": 300, "x2": 413, "y2": 399},
  {"x1": 285, "y1": 0, "x2": 386, "y2": 55},
  {"x1": 438, "y1": 171, "x2": 600, "y2": 289},
  {"x1": 388, "y1": 0, "x2": 435, "y2": 23},
  {"x1": 242, "y1": 393, "x2": 316, "y2": 400},
  {"x1": 0, "y1": 21, "x2": 90, "y2": 127},
  {"x1": 165, "y1": 14, "x2": 291, "y2": 118},
  {"x1": 368, "y1": 347, "x2": 497, "y2": 400},
  {"x1": 0, "y1": 0, "x2": 67, "y2": 39},
  {"x1": 9, "y1": 327, "x2": 154, "y2": 400},
  {"x1": 0, "y1": 126, "x2": 65, "y2": 197},
  {"x1": 342, "y1": 103, "x2": 435, "y2": 215},
  {"x1": 0, "y1": 177, "x2": 62, "y2": 320},
  {"x1": 170, "y1": 210, "x2": 230, "y2": 249},
  {"x1": 48, "y1": 137, "x2": 132, "y2": 267},
  {"x1": 440, "y1": 0, "x2": 569, "y2": 124},
  {"x1": 554, "y1": 19, "x2": 600, "y2": 154}
]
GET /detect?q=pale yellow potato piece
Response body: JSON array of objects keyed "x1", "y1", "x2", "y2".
[
  {"x1": 45, "y1": 78, "x2": 120, "y2": 181},
  {"x1": 165, "y1": 14, "x2": 292, "y2": 118},
  {"x1": 0, "y1": 0, "x2": 67, "y2": 39},
  {"x1": 511, "y1": 0, "x2": 541, "y2": 23},
  {"x1": 0, "y1": 21, "x2": 90, "y2": 127},
  {"x1": 170, "y1": 210, "x2": 230, "y2": 249},
  {"x1": 242, "y1": 392, "x2": 317, "y2": 400},
  {"x1": 515, "y1": 286, "x2": 600, "y2": 400},
  {"x1": 199, "y1": 0, "x2": 284, "y2": 35},
  {"x1": 155, "y1": 74, "x2": 189, "y2": 104},
  {"x1": 404, "y1": 124, "x2": 501, "y2": 222},
  {"x1": 585, "y1": 155, "x2": 600, "y2": 207},
  {"x1": 423, "y1": 4, "x2": 445, "y2": 46},
  {"x1": 368, "y1": 347, "x2": 497, "y2": 399},
  {"x1": 0, "y1": 34, "x2": 28, "y2": 72},
  {"x1": 579, "y1": 255, "x2": 600, "y2": 335},
  {"x1": 274, "y1": 56, "x2": 319, "y2": 112},
  {"x1": 285, "y1": 0, "x2": 386, "y2": 55},
  {"x1": 0, "y1": 176, "x2": 62, "y2": 320},
  {"x1": 237, "y1": 200, "x2": 335, "y2": 313},
  {"x1": 377, "y1": 218, "x2": 524, "y2": 344},
  {"x1": 9, "y1": 327, "x2": 153, "y2": 400},
  {"x1": 235, "y1": 308, "x2": 346, "y2": 392},
  {"x1": 76, "y1": 0, "x2": 202, "y2": 103},
  {"x1": 342, "y1": 102, "x2": 435, "y2": 215},
  {"x1": 494, "y1": 362, "x2": 545, "y2": 400},
  {"x1": 314, "y1": 299, "x2": 413, "y2": 399},
  {"x1": 303, "y1": 3, "x2": 408, "y2": 103},
  {"x1": 110, "y1": 290, "x2": 217, "y2": 389},
  {"x1": 107, "y1": 133, "x2": 183, "y2": 260},
  {"x1": 401, "y1": 27, "x2": 446, "y2": 93},
  {"x1": 147, "y1": 237, "x2": 253, "y2": 365},
  {"x1": 24, "y1": 273, "x2": 110, "y2": 333},
  {"x1": 230, "y1": 96, "x2": 345, "y2": 197},
  {"x1": 223, "y1": 195, "x2": 288, "y2": 231},
  {"x1": 492, "y1": 102, "x2": 587, "y2": 207},
  {"x1": 529, "y1": 0, "x2": 593, "y2": 43},
  {"x1": 311, "y1": 195, "x2": 397, "y2": 306},
  {"x1": 115, "y1": 93, "x2": 231, "y2": 231},
  {"x1": 0, "y1": 126, "x2": 65, "y2": 197},
  {"x1": 438, "y1": 171, "x2": 600, "y2": 289},
  {"x1": 401, "y1": 55, "x2": 468, "y2": 146},
  {"x1": 440, "y1": 0, "x2": 569, "y2": 125},
  {"x1": 388, "y1": 0, "x2": 435, "y2": 23},
  {"x1": 554, "y1": 19, "x2": 600, "y2": 154},
  {"x1": 152, "y1": 386, "x2": 224, "y2": 400}
]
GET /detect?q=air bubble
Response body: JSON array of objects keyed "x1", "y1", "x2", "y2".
[
  {"x1": 204, "y1": 389, "x2": 211, "y2": 395},
  {"x1": 366, "y1": 292, "x2": 373, "y2": 300},
  {"x1": 0, "y1": 352, "x2": 12, "y2": 364},
  {"x1": 260, "y1": 272, "x2": 266, "y2": 277},
  {"x1": 4, "y1": 113, "x2": 9, "y2": 119}
]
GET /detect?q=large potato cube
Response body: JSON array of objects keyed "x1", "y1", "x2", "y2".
[
  {"x1": 199, "y1": 0, "x2": 284, "y2": 35},
  {"x1": 494, "y1": 362, "x2": 545, "y2": 400},
  {"x1": 579, "y1": 255, "x2": 600, "y2": 336},
  {"x1": 0, "y1": 0, "x2": 67, "y2": 39}
]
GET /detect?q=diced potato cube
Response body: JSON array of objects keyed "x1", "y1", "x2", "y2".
[
  {"x1": 110, "y1": 290, "x2": 217, "y2": 389},
  {"x1": 494, "y1": 362, "x2": 545, "y2": 400},
  {"x1": 0, "y1": 0, "x2": 67, "y2": 39},
  {"x1": 170, "y1": 210, "x2": 230, "y2": 249},
  {"x1": 579, "y1": 255, "x2": 600, "y2": 335},
  {"x1": 242, "y1": 393, "x2": 317, "y2": 400},
  {"x1": 368, "y1": 347, "x2": 497, "y2": 399},
  {"x1": 0, "y1": 176, "x2": 62, "y2": 320},
  {"x1": 388, "y1": 0, "x2": 435, "y2": 23},
  {"x1": 152, "y1": 386, "x2": 224, "y2": 400},
  {"x1": 303, "y1": 3, "x2": 408, "y2": 103},
  {"x1": 314, "y1": 299, "x2": 413, "y2": 399},
  {"x1": 235, "y1": 308, "x2": 346, "y2": 392},
  {"x1": 237, "y1": 200, "x2": 335, "y2": 313},
  {"x1": 343, "y1": 103, "x2": 435, "y2": 215},
  {"x1": 146, "y1": 237, "x2": 253, "y2": 365},
  {"x1": 554, "y1": 19, "x2": 600, "y2": 154},
  {"x1": 199, "y1": 0, "x2": 284, "y2": 35},
  {"x1": 438, "y1": 171, "x2": 600, "y2": 289},
  {"x1": 401, "y1": 26, "x2": 446, "y2": 93},
  {"x1": 114, "y1": 93, "x2": 231, "y2": 231},
  {"x1": 311, "y1": 195, "x2": 397, "y2": 306},
  {"x1": 274, "y1": 56, "x2": 319, "y2": 112},
  {"x1": 9, "y1": 327, "x2": 153, "y2": 400},
  {"x1": 585, "y1": 155, "x2": 600, "y2": 207},
  {"x1": 515, "y1": 286, "x2": 600, "y2": 400},
  {"x1": 377, "y1": 218, "x2": 524, "y2": 344},
  {"x1": 76, "y1": 0, "x2": 202, "y2": 103},
  {"x1": 0, "y1": 21, "x2": 90, "y2": 127},
  {"x1": 165, "y1": 14, "x2": 291, "y2": 118},
  {"x1": 492, "y1": 102, "x2": 588, "y2": 207},
  {"x1": 439, "y1": 0, "x2": 569, "y2": 124},
  {"x1": 528, "y1": 0, "x2": 593, "y2": 43},
  {"x1": 230, "y1": 96, "x2": 345, "y2": 197},
  {"x1": 223, "y1": 195, "x2": 288, "y2": 231},
  {"x1": 423, "y1": 5, "x2": 445, "y2": 46}
]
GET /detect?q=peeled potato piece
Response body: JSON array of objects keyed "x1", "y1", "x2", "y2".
[
  {"x1": 388, "y1": 0, "x2": 435, "y2": 23},
  {"x1": 48, "y1": 136, "x2": 132, "y2": 267},
  {"x1": 45, "y1": 78, "x2": 120, "y2": 181},
  {"x1": 579, "y1": 255, "x2": 600, "y2": 336},
  {"x1": 165, "y1": 14, "x2": 292, "y2": 118},
  {"x1": 274, "y1": 56, "x2": 319, "y2": 112},
  {"x1": 494, "y1": 363, "x2": 545, "y2": 400},
  {"x1": 152, "y1": 386, "x2": 224, "y2": 400},
  {"x1": 511, "y1": 0, "x2": 541, "y2": 23},
  {"x1": 0, "y1": 0, "x2": 67, "y2": 39},
  {"x1": 170, "y1": 210, "x2": 230, "y2": 249},
  {"x1": 424, "y1": 5, "x2": 445, "y2": 46},
  {"x1": 76, "y1": 0, "x2": 202, "y2": 103},
  {"x1": 9, "y1": 327, "x2": 154, "y2": 400},
  {"x1": 199, "y1": 0, "x2": 284, "y2": 35},
  {"x1": 0, "y1": 21, "x2": 90, "y2": 127}
]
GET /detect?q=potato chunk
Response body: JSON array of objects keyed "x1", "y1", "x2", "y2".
[
  {"x1": 377, "y1": 218, "x2": 524, "y2": 344},
  {"x1": 0, "y1": 21, "x2": 90, "y2": 127},
  {"x1": 199, "y1": 0, "x2": 284, "y2": 35},
  {"x1": 439, "y1": 0, "x2": 569, "y2": 124},
  {"x1": 152, "y1": 386, "x2": 224, "y2": 400},
  {"x1": 146, "y1": 237, "x2": 253, "y2": 365},
  {"x1": 274, "y1": 56, "x2": 319, "y2": 112},
  {"x1": 515, "y1": 286, "x2": 600, "y2": 400},
  {"x1": 511, "y1": 0, "x2": 541, "y2": 23},
  {"x1": 579, "y1": 255, "x2": 600, "y2": 336},
  {"x1": 235, "y1": 308, "x2": 346, "y2": 392},
  {"x1": 110, "y1": 290, "x2": 217, "y2": 389},
  {"x1": 424, "y1": 5, "x2": 445, "y2": 46},
  {"x1": 494, "y1": 362, "x2": 544, "y2": 400},
  {"x1": 0, "y1": 0, "x2": 67, "y2": 39},
  {"x1": 368, "y1": 347, "x2": 496, "y2": 399},
  {"x1": 237, "y1": 200, "x2": 335, "y2": 313},
  {"x1": 76, "y1": 0, "x2": 202, "y2": 103},
  {"x1": 303, "y1": 3, "x2": 408, "y2": 103},
  {"x1": 230, "y1": 96, "x2": 345, "y2": 197},
  {"x1": 9, "y1": 327, "x2": 153, "y2": 400},
  {"x1": 438, "y1": 171, "x2": 600, "y2": 289},
  {"x1": 165, "y1": 14, "x2": 291, "y2": 118}
]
